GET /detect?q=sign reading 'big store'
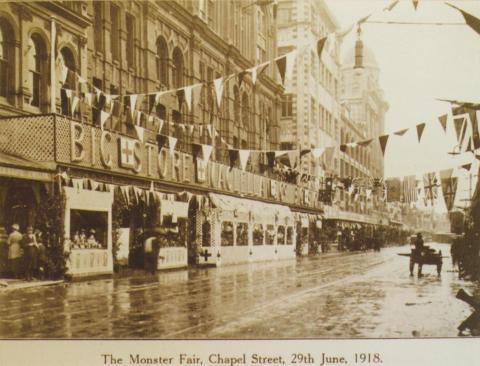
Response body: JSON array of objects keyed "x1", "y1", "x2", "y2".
[{"x1": 64, "y1": 121, "x2": 321, "y2": 209}]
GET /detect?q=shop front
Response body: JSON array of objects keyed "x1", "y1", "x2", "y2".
[
  {"x1": 197, "y1": 193, "x2": 296, "y2": 266},
  {"x1": 64, "y1": 186, "x2": 113, "y2": 277}
]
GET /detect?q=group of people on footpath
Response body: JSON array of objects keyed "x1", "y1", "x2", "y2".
[
  {"x1": 451, "y1": 230, "x2": 480, "y2": 281},
  {"x1": 315, "y1": 225, "x2": 409, "y2": 253},
  {"x1": 5, "y1": 224, "x2": 47, "y2": 281}
]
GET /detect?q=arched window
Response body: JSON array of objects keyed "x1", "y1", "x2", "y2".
[
  {"x1": 172, "y1": 47, "x2": 184, "y2": 89},
  {"x1": 28, "y1": 34, "x2": 47, "y2": 109},
  {"x1": 156, "y1": 37, "x2": 168, "y2": 87},
  {"x1": 59, "y1": 47, "x2": 77, "y2": 116},
  {"x1": 241, "y1": 92, "x2": 249, "y2": 129},
  {"x1": 0, "y1": 19, "x2": 14, "y2": 100},
  {"x1": 233, "y1": 86, "x2": 240, "y2": 122}
]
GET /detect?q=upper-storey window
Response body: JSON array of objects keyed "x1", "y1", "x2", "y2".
[
  {"x1": 28, "y1": 34, "x2": 47, "y2": 109},
  {"x1": 281, "y1": 94, "x2": 292, "y2": 117},
  {"x1": 0, "y1": 19, "x2": 14, "y2": 100},
  {"x1": 93, "y1": 1, "x2": 103, "y2": 52},
  {"x1": 110, "y1": 4, "x2": 120, "y2": 61},
  {"x1": 156, "y1": 37, "x2": 168, "y2": 88},
  {"x1": 172, "y1": 47, "x2": 184, "y2": 88},
  {"x1": 126, "y1": 13, "x2": 135, "y2": 68}
]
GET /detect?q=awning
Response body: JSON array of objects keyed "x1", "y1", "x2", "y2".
[
  {"x1": 0, "y1": 151, "x2": 54, "y2": 182},
  {"x1": 208, "y1": 193, "x2": 293, "y2": 223}
]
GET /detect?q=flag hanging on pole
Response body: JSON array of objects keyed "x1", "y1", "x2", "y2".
[
  {"x1": 423, "y1": 172, "x2": 439, "y2": 205},
  {"x1": 401, "y1": 175, "x2": 418, "y2": 204},
  {"x1": 440, "y1": 169, "x2": 458, "y2": 211}
]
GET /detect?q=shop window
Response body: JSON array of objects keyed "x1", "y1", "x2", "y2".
[
  {"x1": 253, "y1": 224, "x2": 264, "y2": 245},
  {"x1": 158, "y1": 217, "x2": 187, "y2": 248},
  {"x1": 265, "y1": 224, "x2": 275, "y2": 245},
  {"x1": 236, "y1": 223, "x2": 248, "y2": 246},
  {"x1": 281, "y1": 94, "x2": 292, "y2": 117},
  {"x1": 70, "y1": 210, "x2": 108, "y2": 249},
  {"x1": 277, "y1": 226, "x2": 285, "y2": 245},
  {"x1": 202, "y1": 221, "x2": 211, "y2": 247},
  {"x1": 287, "y1": 226, "x2": 294, "y2": 245},
  {"x1": 301, "y1": 227, "x2": 309, "y2": 245},
  {"x1": 221, "y1": 221, "x2": 233, "y2": 246}
]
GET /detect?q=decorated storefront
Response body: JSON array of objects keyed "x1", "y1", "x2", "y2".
[{"x1": 197, "y1": 193, "x2": 296, "y2": 266}]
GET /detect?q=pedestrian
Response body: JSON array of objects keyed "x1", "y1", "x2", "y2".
[
  {"x1": 7, "y1": 224, "x2": 23, "y2": 279},
  {"x1": 23, "y1": 226, "x2": 38, "y2": 281},
  {"x1": 35, "y1": 229, "x2": 47, "y2": 280}
]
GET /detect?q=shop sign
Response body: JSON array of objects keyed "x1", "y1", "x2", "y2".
[{"x1": 65, "y1": 121, "x2": 321, "y2": 209}]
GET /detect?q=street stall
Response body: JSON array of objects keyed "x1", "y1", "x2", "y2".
[
  {"x1": 64, "y1": 186, "x2": 113, "y2": 277},
  {"x1": 197, "y1": 193, "x2": 296, "y2": 266}
]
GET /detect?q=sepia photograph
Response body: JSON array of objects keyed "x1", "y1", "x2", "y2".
[{"x1": 0, "y1": 0, "x2": 479, "y2": 357}]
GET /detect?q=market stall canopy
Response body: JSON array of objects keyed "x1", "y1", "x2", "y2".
[
  {"x1": 0, "y1": 151, "x2": 54, "y2": 182},
  {"x1": 208, "y1": 193, "x2": 293, "y2": 223}
]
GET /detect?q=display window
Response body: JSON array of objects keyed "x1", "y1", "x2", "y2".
[
  {"x1": 202, "y1": 221, "x2": 211, "y2": 247},
  {"x1": 301, "y1": 227, "x2": 309, "y2": 244},
  {"x1": 277, "y1": 226, "x2": 285, "y2": 245},
  {"x1": 157, "y1": 218, "x2": 188, "y2": 248},
  {"x1": 236, "y1": 223, "x2": 248, "y2": 246},
  {"x1": 266, "y1": 224, "x2": 275, "y2": 245},
  {"x1": 70, "y1": 210, "x2": 108, "y2": 249},
  {"x1": 253, "y1": 224, "x2": 264, "y2": 245},
  {"x1": 221, "y1": 221, "x2": 234, "y2": 246},
  {"x1": 286, "y1": 226, "x2": 294, "y2": 245}
]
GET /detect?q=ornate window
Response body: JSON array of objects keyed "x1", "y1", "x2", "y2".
[
  {"x1": 28, "y1": 34, "x2": 47, "y2": 109},
  {"x1": 253, "y1": 224, "x2": 264, "y2": 245},
  {"x1": 265, "y1": 224, "x2": 275, "y2": 245},
  {"x1": 221, "y1": 221, "x2": 234, "y2": 246},
  {"x1": 236, "y1": 223, "x2": 248, "y2": 246},
  {"x1": 156, "y1": 37, "x2": 168, "y2": 87},
  {"x1": 93, "y1": 1, "x2": 103, "y2": 52},
  {"x1": 241, "y1": 92, "x2": 249, "y2": 129},
  {"x1": 0, "y1": 19, "x2": 14, "y2": 100},
  {"x1": 172, "y1": 47, "x2": 184, "y2": 88},
  {"x1": 277, "y1": 226, "x2": 285, "y2": 245}
]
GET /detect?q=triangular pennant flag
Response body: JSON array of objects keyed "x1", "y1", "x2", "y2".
[
  {"x1": 65, "y1": 89, "x2": 72, "y2": 100},
  {"x1": 129, "y1": 94, "x2": 138, "y2": 119},
  {"x1": 412, "y1": 0, "x2": 419, "y2": 11},
  {"x1": 106, "y1": 184, "x2": 115, "y2": 193},
  {"x1": 84, "y1": 92, "x2": 92, "y2": 107},
  {"x1": 187, "y1": 124, "x2": 195, "y2": 137},
  {"x1": 287, "y1": 150, "x2": 299, "y2": 168},
  {"x1": 71, "y1": 178, "x2": 83, "y2": 191},
  {"x1": 60, "y1": 63, "x2": 69, "y2": 84},
  {"x1": 275, "y1": 150, "x2": 287, "y2": 158},
  {"x1": 213, "y1": 78, "x2": 224, "y2": 108},
  {"x1": 248, "y1": 61, "x2": 269, "y2": 85},
  {"x1": 176, "y1": 88, "x2": 185, "y2": 110},
  {"x1": 453, "y1": 115, "x2": 466, "y2": 141},
  {"x1": 168, "y1": 136, "x2": 177, "y2": 156},
  {"x1": 461, "y1": 163, "x2": 472, "y2": 171},
  {"x1": 78, "y1": 75, "x2": 87, "y2": 84},
  {"x1": 394, "y1": 128, "x2": 408, "y2": 136},
  {"x1": 447, "y1": 4, "x2": 480, "y2": 35},
  {"x1": 90, "y1": 179, "x2": 99, "y2": 191},
  {"x1": 199, "y1": 125, "x2": 204, "y2": 137},
  {"x1": 100, "y1": 110, "x2": 110, "y2": 131},
  {"x1": 201, "y1": 144, "x2": 213, "y2": 164},
  {"x1": 384, "y1": 0, "x2": 399, "y2": 11},
  {"x1": 228, "y1": 149, "x2": 239, "y2": 170},
  {"x1": 440, "y1": 169, "x2": 456, "y2": 211},
  {"x1": 438, "y1": 114, "x2": 448, "y2": 132},
  {"x1": 275, "y1": 54, "x2": 287, "y2": 85},
  {"x1": 206, "y1": 125, "x2": 212, "y2": 139},
  {"x1": 317, "y1": 37, "x2": 328, "y2": 59},
  {"x1": 238, "y1": 150, "x2": 250, "y2": 171},
  {"x1": 310, "y1": 148, "x2": 325, "y2": 159},
  {"x1": 300, "y1": 149, "x2": 311, "y2": 157},
  {"x1": 149, "y1": 181, "x2": 155, "y2": 192},
  {"x1": 183, "y1": 84, "x2": 197, "y2": 111},
  {"x1": 158, "y1": 119, "x2": 165, "y2": 134},
  {"x1": 136, "y1": 110, "x2": 142, "y2": 126},
  {"x1": 266, "y1": 152, "x2": 276, "y2": 168},
  {"x1": 238, "y1": 71, "x2": 248, "y2": 89},
  {"x1": 134, "y1": 125, "x2": 144, "y2": 142},
  {"x1": 379, "y1": 135, "x2": 389, "y2": 156},
  {"x1": 416, "y1": 123, "x2": 426, "y2": 142},
  {"x1": 71, "y1": 96, "x2": 79, "y2": 116},
  {"x1": 357, "y1": 139, "x2": 373, "y2": 147}
]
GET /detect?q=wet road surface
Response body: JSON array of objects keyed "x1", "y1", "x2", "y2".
[{"x1": 0, "y1": 243, "x2": 478, "y2": 338}]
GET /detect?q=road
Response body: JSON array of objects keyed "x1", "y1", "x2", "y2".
[{"x1": 0, "y1": 243, "x2": 478, "y2": 338}]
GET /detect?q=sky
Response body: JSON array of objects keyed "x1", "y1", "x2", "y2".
[{"x1": 325, "y1": 0, "x2": 480, "y2": 211}]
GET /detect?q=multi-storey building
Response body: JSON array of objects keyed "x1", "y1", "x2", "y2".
[
  {"x1": 276, "y1": 0, "x2": 341, "y2": 178},
  {"x1": 0, "y1": 1, "x2": 328, "y2": 278}
]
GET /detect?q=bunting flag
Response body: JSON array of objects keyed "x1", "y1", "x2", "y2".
[
  {"x1": 106, "y1": 184, "x2": 115, "y2": 193},
  {"x1": 317, "y1": 37, "x2": 328, "y2": 59},
  {"x1": 287, "y1": 150, "x2": 299, "y2": 168},
  {"x1": 129, "y1": 94, "x2": 138, "y2": 119},
  {"x1": 201, "y1": 144, "x2": 213, "y2": 164},
  {"x1": 228, "y1": 149, "x2": 239, "y2": 170},
  {"x1": 71, "y1": 96, "x2": 79, "y2": 116},
  {"x1": 238, "y1": 71, "x2": 248, "y2": 89},
  {"x1": 438, "y1": 114, "x2": 448, "y2": 132},
  {"x1": 65, "y1": 88, "x2": 72, "y2": 100},
  {"x1": 357, "y1": 139, "x2": 373, "y2": 147},
  {"x1": 158, "y1": 119, "x2": 165, "y2": 134},
  {"x1": 60, "y1": 63, "x2": 69, "y2": 84},
  {"x1": 168, "y1": 136, "x2": 177, "y2": 156},
  {"x1": 84, "y1": 92, "x2": 92, "y2": 107},
  {"x1": 205, "y1": 125, "x2": 212, "y2": 139},
  {"x1": 423, "y1": 172, "x2": 439, "y2": 204},
  {"x1": 100, "y1": 110, "x2": 110, "y2": 131},
  {"x1": 453, "y1": 105, "x2": 480, "y2": 151},
  {"x1": 134, "y1": 125, "x2": 144, "y2": 142},
  {"x1": 248, "y1": 61, "x2": 269, "y2": 85},
  {"x1": 285, "y1": 50, "x2": 297, "y2": 82},
  {"x1": 310, "y1": 147, "x2": 325, "y2": 159},
  {"x1": 384, "y1": 0, "x2": 399, "y2": 11},
  {"x1": 186, "y1": 124, "x2": 195, "y2": 137},
  {"x1": 394, "y1": 128, "x2": 408, "y2": 136},
  {"x1": 440, "y1": 169, "x2": 457, "y2": 211},
  {"x1": 385, "y1": 178, "x2": 401, "y2": 202},
  {"x1": 213, "y1": 78, "x2": 224, "y2": 108},
  {"x1": 157, "y1": 135, "x2": 168, "y2": 150},
  {"x1": 446, "y1": 3, "x2": 480, "y2": 36},
  {"x1": 90, "y1": 179, "x2": 99, "y2": 191},
  {"x1": 71, "y1": 178, "x2": 83, "y2": 191},
  {"x1": 238, "y1": 150, "x2": 250, "y2": 171},
  {"x1": 416, "y1": 123, "x2": 426, "y2": 142},
  {"x1": 401, "y1": 175, "x2": 418, "y2": 204},
  {"x1": 149, "y1": 181, "x2": 155, "y2": 192},
  {"x1": 379, "y1": 135, "x2": 389, "y2": 156},
  {"x1": 182, "y1": 84, "x2": 197, "y2": 111},
  {"x1": 276, "y1": 54, "x2": 287, "y2": 85},
  {"x1": 461, "y1": 163, "x2": 472, "y2": 171},
  {"x1": 412, "y1": 0, "x2": 419, "y2": 11}
]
